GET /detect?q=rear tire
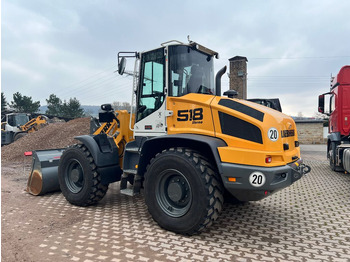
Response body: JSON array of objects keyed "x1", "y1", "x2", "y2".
[
  {"x1": 144, "y1": 147, "x2": 224, "y2": 235},
  {"x1": 58, "y1": 144, "x2": 108, "y2": 206}
]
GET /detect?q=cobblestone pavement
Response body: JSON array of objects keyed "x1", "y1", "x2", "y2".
[{"x1": 2, "y1": 145, "x2": 350, "y2": 261}]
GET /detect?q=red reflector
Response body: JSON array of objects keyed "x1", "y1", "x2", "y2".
[
  {"x1": 53, "y1": 156, "x2": 61, "y2": 159},
  {"x1": 265, "y1": 191, "x2": 268, "y2": 196},
  {"x1": 24, "y1": 151, "x2": 33, "y2": 156},
  {"x1": 265, "y1": 156, "x2": 272, "y2": 163}
]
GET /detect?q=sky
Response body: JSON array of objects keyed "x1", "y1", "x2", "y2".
[{"x1": 2, "y1": 0, "x2": 350, "y2": 117}]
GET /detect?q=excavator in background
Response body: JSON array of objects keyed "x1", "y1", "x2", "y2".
[
  {"x1": 26, "y1": 39, "x2": 310, "y2": 235},
  {"x1": 318, "y1": 65, "x2": 350, "y2": 173},
  {"x1": 1, "y1": 113, "x2": 48, "y2": 145}
]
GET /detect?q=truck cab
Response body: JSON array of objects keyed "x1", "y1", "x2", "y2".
[{"x1": 318, "y1": 65, "x2": 350, "y2": 171}]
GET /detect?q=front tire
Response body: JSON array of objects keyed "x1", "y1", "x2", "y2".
[
  {"x1": 144, "y1": 148, "x2": 224, "y2": 235},
  {"x1": 58, "y1": 144, "x2": 108, "y2": 206}
]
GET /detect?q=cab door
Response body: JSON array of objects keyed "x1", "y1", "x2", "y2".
[{"x1": 133, "y1": 48, "x2": 167, "y2": 137}]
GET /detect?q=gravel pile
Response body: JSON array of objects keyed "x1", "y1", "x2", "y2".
[{"x1": 1, "y1": 118, "x2": 91, "y2": 163}]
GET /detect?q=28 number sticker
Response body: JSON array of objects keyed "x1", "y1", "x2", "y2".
[
  {"x1": 268, "y1": 127, "x2": 279, "y2": 142},
  {"x1": 249, "y1": 172, "x2": 266, "y2": 187}
]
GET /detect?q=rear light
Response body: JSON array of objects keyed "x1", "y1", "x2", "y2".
[{"x1": 265, "y1": 156, "x2": 272, "y2": 163}]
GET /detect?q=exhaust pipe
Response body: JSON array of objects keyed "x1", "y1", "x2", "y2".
[
  {"x1": 215, "y1": 65, "x2": 227, "y2": 96},
  {"x1": 26, "y1": 149, "x2": 65, "y2": 195}
]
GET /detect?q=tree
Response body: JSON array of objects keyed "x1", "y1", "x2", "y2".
[
  {"x1": 112, "y1": 101, "x2": 131, "y2": 110},
  {"x1": 46, "y1": 94, "x2": 63, "y2": 116},
  {"x1": 45, "y1": 94, "x2": 85, "y2": 119},
  {"x1": 1, "y1": 92, "x2": 8, "y2": 113},
  {"x1": 313, "y1": 111, "x2": 329, "y2": 120},
  {"x1": 61, "y1": 98, "x2": 85, "y2": 119},
  {"x1": 10, "y1": 92, "x2": 40, "y2": 113},
  {"x1": 313, "y1": 111, "x2": 329, "y2": 127}
]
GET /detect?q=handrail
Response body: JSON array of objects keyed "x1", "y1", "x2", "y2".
[{"x1": 161, "y1": 40, "x2": 184, "y2": 46}]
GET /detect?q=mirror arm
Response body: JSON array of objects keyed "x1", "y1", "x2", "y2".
[{"x1": 117, "y1": 52, "x2": 139, "y2": 75}]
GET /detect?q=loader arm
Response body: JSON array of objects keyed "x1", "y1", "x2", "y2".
[{"x1": 26, "y1": 109, "x2": 134, "y2": 195}]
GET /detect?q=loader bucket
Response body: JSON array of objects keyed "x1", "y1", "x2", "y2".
[{"x1": 26, "y1": 149, "x2": 65, "y2": 196}]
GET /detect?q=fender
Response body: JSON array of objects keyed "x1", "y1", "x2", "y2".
[
  {"x1": 138, "y1": 134, "x2": 227, "y2": 176},
  {"x1": 75, "y1": 134, "x2": 122, "y2": 184},
  {"x1": 75, "y1": 134, "x2": 120, "y2": 167},
  {"x1": 327, "y1": 132, "x2": 341, "y2": 143},
  {"x1": 327, "y1": 132, "x2": 341, "y2": 154}
]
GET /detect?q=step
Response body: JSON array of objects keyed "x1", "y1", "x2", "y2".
[
  {"x1": 123, "y1": 169, "x2": 137, "y2": 175},
  {"x1": 125, "y1": 147, "x2": 140, "y2": 153},
  {"x1": 120, "y1": 188, "x2": 135, "y2": 196}
]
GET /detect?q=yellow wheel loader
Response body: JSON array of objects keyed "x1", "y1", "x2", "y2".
[
  {"x1": 1, "y1": 113, "x2": 47, "y2": 145},
  {"x1": 27, "y1": 40, "x2": 310, "y2": 235}
]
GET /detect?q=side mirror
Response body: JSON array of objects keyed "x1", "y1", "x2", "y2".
[
  {"x1": 318, "y1": 94, "x2": 325, "y2": 114},
  {"x1": 118, "y1": 57, "x2": 126, "y2": 75},
  {"x1": 318, "y1": 92, "x2": 332, "y2": 115}
]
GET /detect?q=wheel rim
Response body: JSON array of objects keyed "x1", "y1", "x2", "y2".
[
  {"x1": 65, "y1": 158, "x2": 84, "y2": 193},
  {"x1": 156, "y1": 169, "x2": 192, "y2": 217}
]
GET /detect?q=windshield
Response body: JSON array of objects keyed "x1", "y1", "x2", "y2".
[
  {"x1": 169, "y1": 45, "x2": 214, "y2": 96},
  {"x1": 8, "y1": 114, "x2": 29, "y2": 126}
]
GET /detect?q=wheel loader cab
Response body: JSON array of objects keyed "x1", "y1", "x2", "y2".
[
  {"x1": 4, "y1": 113, "x2": 30, "y2": 130},
  {"x1": 2, "y1": 113, "x2": 31, "y2": 136},
  {"x1": 8, "y1": 113, "x2": 30, "y2": 127},
  {"x1": 133, "y1": 43, "x2": 216, "y2": 136}
]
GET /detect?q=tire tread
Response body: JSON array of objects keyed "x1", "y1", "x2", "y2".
[
  {"x1": 59, "y1": 144, "x2": 108, "y2": 206},
  {"x1": 145, "y1": 147, "x2": 223, "y2": 235}
]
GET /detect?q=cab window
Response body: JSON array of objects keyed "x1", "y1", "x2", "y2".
[
  {"x1": 169, "y1": 45, "x2": 214, "y2": 97},
  {"x1": 137, "y1": 48, "x2": 165, "y2": 122}
]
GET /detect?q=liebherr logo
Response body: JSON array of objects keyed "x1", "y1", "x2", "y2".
[
  {"x1": 281, "y1": 129, "x2": 295, "y2": 137},
  {"x1": 177, "y1": 108, "x2": 203, "y2": 124}
]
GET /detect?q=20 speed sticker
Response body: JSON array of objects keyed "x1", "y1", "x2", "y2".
[
  {"x1": 249, "y1": 172, "x2": 266, "y2": 187},
  {"x1": 268, "y1": 127, "x2": 279, "y2": 141}
]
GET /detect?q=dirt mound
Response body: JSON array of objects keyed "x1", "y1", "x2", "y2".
[{"x1": 1, "y1": 118, "x2": 91, "y2": 163}]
